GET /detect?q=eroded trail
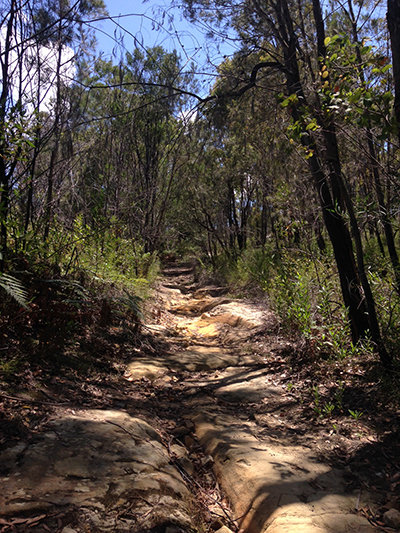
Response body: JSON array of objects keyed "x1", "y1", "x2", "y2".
[
  {"x1": 145, "y1": 264, "x2": 379, "y2": 533},
  {"x1": 1, "y1": 264, "x2": 380, "y2": 533}
]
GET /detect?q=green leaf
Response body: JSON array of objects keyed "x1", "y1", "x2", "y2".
[
  {"x1": 324, "y1": 37, "x2": 331, "y2": 46},
  {"x1": 348, "y1": 88, "x2": 363, "y2": 103},
  {"x1": 383, "y1": 91, "x2": 393, "y2": 102},
  {"x1": 306, "y1": 121, "x2": 318, "y2": 131},
  {"x1": 0, "y1": 273, "x2": 29, "y2": 309}
]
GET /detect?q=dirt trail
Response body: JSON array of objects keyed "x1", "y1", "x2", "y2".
[
  {"x1": 148, "y1": 264, "x2": 380, "y2": 533},
  {"x1": 0, "y1": 264, "x2": 384, "y2": 532}
]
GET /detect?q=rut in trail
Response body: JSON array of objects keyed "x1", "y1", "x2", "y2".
[
  {"x1": 142, "y1": 262, "x2": 379, "y2": 533},
  {"x1": 1, "y1": 262, "x2": 379, "y2": 533}
]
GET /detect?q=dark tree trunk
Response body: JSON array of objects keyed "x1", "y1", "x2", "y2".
[
  {"x1": 0, "y1": 158, "x2": 10, "y2": 273},
  {"x1": 266, "y1": 0, "x2": 391, "y2": 364},
  {"x1": 347, "y1": 0, "x2": 400, "y2": 294},
  {"x1": 43, "y1": 34, "x2": 63, "y2": 242},
  {"x1": 367, "y1": 130, "x2": 400, "y2": 293},
  {"x1": 260, "y1": 199, "x2": 268, "y2": 246},
  {"x1": 388, "y1": 0, "x2": 400, "y2": 145},
  {"x1": 0, "y1": 0, "x2": 16, "y2": 272},
  {"x1": 275, "y1": 0, "x2": 370, "y2": 341},
  {"x1": 313, "y1": 0, "x2": 391, "y2": 364}
]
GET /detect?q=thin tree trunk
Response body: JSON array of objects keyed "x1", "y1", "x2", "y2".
[
  {"x1": 266, "y1": 0, "x2": 391, "y2": 364},
  {"x1": 0, "y1": 0, "x2": 16, "y2": 272},
  {"x1": 346, "y1": 0, "x2": 400, "y2": 294},
  {"x1": 312, "y1": 0, "x2": 391, "y2": 364},
  {"x1": 387, "y1": 0, "x2": 400, "y2": 145},
  {"x1": 277, "y1": 0, "x2": 370, "y2": 340},
  {"x1": 44, "y1": 34, "x2": 63, "y2": 242},
  {"x1": 366, "y1": 130, "x2": 400, "y2": 291}
]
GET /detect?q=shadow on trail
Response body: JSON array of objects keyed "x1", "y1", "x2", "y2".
[
  {"x1": 194, "y1": 410, "x2": 380, "y2": 533},
  {"x1": 0, "y1": 410, "x2": 194, "y2": 532},
  {"x1": 147, "y1": 262, "x2": 392, "y2": 532}
]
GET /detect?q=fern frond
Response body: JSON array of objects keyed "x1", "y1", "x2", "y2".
[
  {"x1": 41, "y1": 279, "x2": 88, "y2": 301},
  {"x1": 0, "y1": 273, "x2": 29, "y2": 309},
  {"x1": 110, "y1": 292, "x2": 144, "y2": 324},
  {"x1": 122, "y1": 291, "x2": 144, "y2": 321}
]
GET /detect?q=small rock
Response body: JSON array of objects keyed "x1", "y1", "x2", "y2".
[
  {"x1": 383, "y1": 508, "x2": 400, "y2": 529},
  {"x1": 204, "y1": 472, "x2": 214, "y2": 485},
  {"x1": 201, "y1": 454, "x2": 214, "y2": 468},
  {"x1": 215, "y1": 527, "x2": 234, "y2": 533},
  {"x1": 184, "y1": 435, "x2": 195, "y2": 448},
  {"x1": 170, "y1": 444, "x2": 195, "y2": 476},
  {"x1": 177, "y1": 456, "x2": 195, "y2": 476},
  {"x1": 172, "y1": 426, "x2": 191, "y2": 437},
  {"x1": 183, "y1": 419, "x2": 195, "y2": 430},
  {"x1": 210, "y1": 518, "x2": 224, "y2": 530}
]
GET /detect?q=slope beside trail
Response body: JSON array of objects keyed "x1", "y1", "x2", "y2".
[{"x1": 0, "y1": 263, "x2": 385, "y2": 533}]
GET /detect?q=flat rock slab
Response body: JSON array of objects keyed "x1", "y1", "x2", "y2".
[
  {"x1": 211, "y1": 367, "x2": 281, "y2": 403},
  {"x1": 193, "y1": 287, "x2": 227, "y2": 298},
  {"x1": 125, "y1": 346, "x2": 240, "y2": 380},
  {"x1": 179, "y1": 346, "x2": 240, "y2": 371},
  {"x1": 171, "y1": 298, "x2": 233, "y2": 316},
  {"x1": 1, "y1": 410, "x2": 192, "y2": 531},
  {"x1": 192, "y1": 410, "x2": 377, "y2": 533},
  {"x1": 179, "y1": 301, "x2": 268, "y2": 341}
]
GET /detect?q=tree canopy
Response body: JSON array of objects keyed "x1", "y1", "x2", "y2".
[{"x1": 1, "y1": 0, "x2": 400, "y2": 366}]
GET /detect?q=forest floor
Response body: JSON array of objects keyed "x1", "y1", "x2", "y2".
[{"x1": 1, "y1": 262, "x2": 400, "y2": 532}]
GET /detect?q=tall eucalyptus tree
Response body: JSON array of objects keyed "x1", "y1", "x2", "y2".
[
  {"x1": 0, "y1": 0, "x2": 105, "y2": 269},
  {"x1": 71, "y1": 47, "x2": 195, "y2": 253},
  {"x1": 180, "y1": 0, "x2": 392, "y2": 364}
]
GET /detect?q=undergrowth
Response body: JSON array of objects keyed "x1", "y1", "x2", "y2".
[
  {"x1": 0, "y1": 216, "x2": 160, "y2": 381},
  {"x1": 218, "y1": 243, "x2": 400, "y2": 369}
]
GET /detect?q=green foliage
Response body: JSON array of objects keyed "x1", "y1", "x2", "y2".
[
  {"x1": 0, "y1": 273, "x2": 29, "y2": 309},
  {"x1": 39, "y1": 216, "x2": 161, "y2": 295},
  {"x1": 0, "y1": 357, "x2": 22, "y2": 380},
  {"x1": 311, "y1": 386, "x2": 340, "y2": 418},
  {"x1": 223, "y1": 241, "x2": 396, "y2": 363},
  {"x1": 108, "y1": 292, "x2": 143, "y2": 331},
  {"x1": 311, "y1": 385, "x2": 322, "y2": 417},
  {"x1": 238, "y1": 247, "x2": 315, "y2": 337},
  {"x1": 321, "y1": 34, "x2": 396, "y2": 139},
  {"x1": 368, "y1": 269, "x2": 400, "y2": 353},
  {"x1": 38, "y1": 279, "x2": 89, "y2": 304},
  {"x1": 5, "y1": 214, "x2": 160, "y2": 315},
  {"x1": 322, "y1": 402, "x2": 335, "y2": 417},
  {"x1": 348, "y1": 409, "x2": 363, "y2": 421},
  {"x1": 334, "y1": 381, "x2": 345, "y2": 411}
]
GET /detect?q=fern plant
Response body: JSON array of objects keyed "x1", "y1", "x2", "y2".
[
  {"x1": 113, "y1": 291, "x2": 143, "y2": 329},
  {"x1": 0, "y1": 273, "x2": 29, "y2": 309},
  {"x1": 39, "y1": 279, "x2": 88, "y2": 303}
]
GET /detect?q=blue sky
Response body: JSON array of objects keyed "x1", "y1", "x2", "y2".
[
  {"x1": 93, "y1": 1, "x2": 233, "y2": 65},
  {"x1": 90, "y1": 0, "x2": 236, "y2": 93}
]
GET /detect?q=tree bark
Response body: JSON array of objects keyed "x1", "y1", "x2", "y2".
[
  {"x1": 388, "y1": 0, "x2": 400, "y2": 145},
  {"x1": 43, "y1": 33, "x2": 63, "y2": 242},
  {"x1": 0, "y1": 0, "x2": 16, "y2": 272},
  {"x1": 264, "y1": 0, "x2": 391, "y2": 364}
]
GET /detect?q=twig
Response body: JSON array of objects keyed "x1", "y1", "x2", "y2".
[
  {"x1": 0, "y1": 393, "x2": 70, "y2": 406},
  {"x1": 166, "y1": 435, "x2": 238, "y2": 531},
  {"x1": 104, "y1": 419, "x2": 137, "y2": 439}
]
